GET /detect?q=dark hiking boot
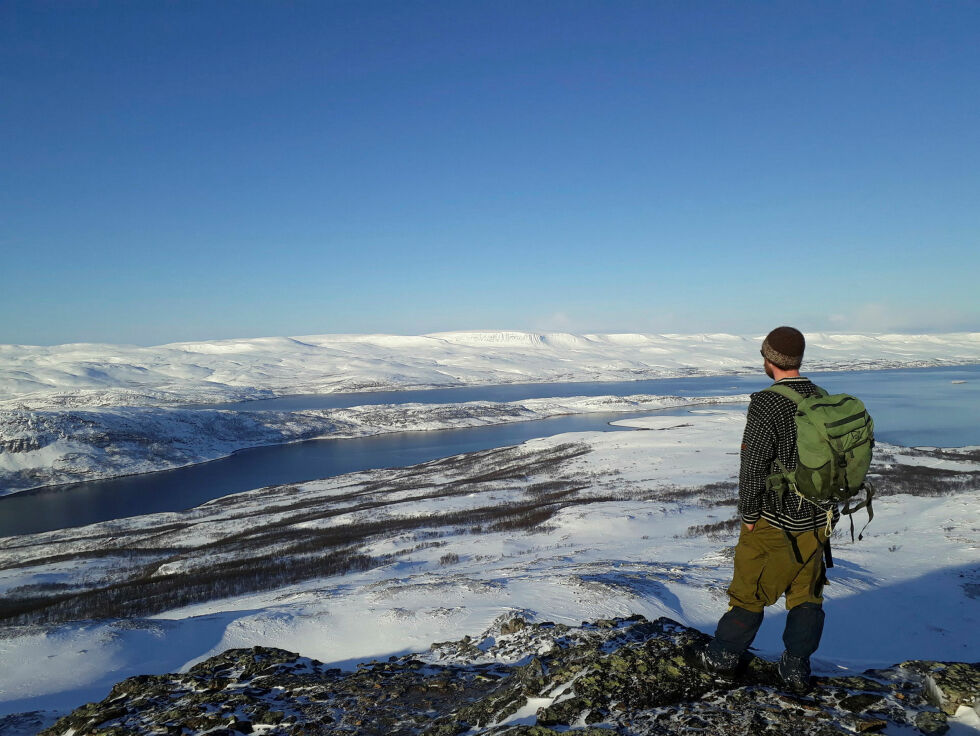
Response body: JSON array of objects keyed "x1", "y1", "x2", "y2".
[
  {"x1": 688, "y1": 641, "x2": 740, "y2": 678},
  {"x1": 778, "y1": 651, "x2": 812, "y2": 693}
]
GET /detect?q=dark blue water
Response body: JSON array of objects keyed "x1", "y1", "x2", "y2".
[
  {"x1": 0, "y1": 407, "x2": 693, "y2": 537},
  {"x1": 0, "y1": 365, "x2": 976, "y2": 537},
  {"x1": 810, "y1": 365, "x2": 979, "y2": 447}
]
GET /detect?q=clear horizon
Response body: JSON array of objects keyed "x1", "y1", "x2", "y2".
[
  {"x1": 4, "y1": 327, "x2": 980, "y2": 351},
  {"x1": 3, "y1": 1, "x2": 978, "y2": 345}
]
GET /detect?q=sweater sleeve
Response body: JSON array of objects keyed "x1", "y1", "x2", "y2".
[{"x1": 738, "y1": 396, "x2": 776, "y2": 524}]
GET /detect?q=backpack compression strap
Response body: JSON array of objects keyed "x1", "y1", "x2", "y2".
[{"x1": 842, "y1": 482, "x2": 875, "y2": 542}]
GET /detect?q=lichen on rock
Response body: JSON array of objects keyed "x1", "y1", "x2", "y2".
[
  {"x1": 38, "y1": 615, "x2": 979, "y2": 736},
  {"x1": 900, "y1": 660, "x2": 980, "y2": 717}
]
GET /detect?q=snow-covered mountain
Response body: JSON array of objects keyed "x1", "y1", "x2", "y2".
[
  {"x1": 3, "y1": 330, "x2": 978, "y2": 410},
  {"x1": 2, "y1": 329, "x2": 976, "y2": 495}
]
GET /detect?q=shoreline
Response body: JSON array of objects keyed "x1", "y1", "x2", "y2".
[
  {"x1": 2, "y1": 362, "x2": 979, "y2": 500},
  {"x1": 2, "y1": 357, "x2": 978, "y2": 413},
  {"x1": 0, "y1": 394, "x2": 748, "y2": 500}
]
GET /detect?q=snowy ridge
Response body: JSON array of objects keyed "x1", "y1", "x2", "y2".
[{"x1": 2, "y1": 330, "x2": 977, "y2": 410}]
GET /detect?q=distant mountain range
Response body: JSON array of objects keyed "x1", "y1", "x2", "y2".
[{"x1": 2, "y1": 330, "x2": 978, "y2": 410}]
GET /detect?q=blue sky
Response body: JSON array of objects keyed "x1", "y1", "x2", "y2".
[{"x1": 2, "y1": 1, "x2": 978, "y2": 345}]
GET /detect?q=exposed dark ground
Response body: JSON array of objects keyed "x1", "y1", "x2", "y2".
[
  {"x1": 20, "y1": 615, "x2": 978, "y2": 736},
  {"x1": 1, "y1": 443, "x2": 976, "y2": 627}
]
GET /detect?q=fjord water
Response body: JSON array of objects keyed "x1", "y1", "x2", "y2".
[
  {"x1": 206, "y1": 365, "x2": 980, "y2": 447},
  {"x1": 0, "y1": 365, "x2": 976, "y2": 537},
  {"x1": 203, "y1": 365, "x2": 979, "y2": 439},
  {"x1": 807, "y1": 364, "x2": 979, "y2": 446},
  {"x1": 0, "y1": 407, "x2": 692, "y2": 537},
  {"x1": 202, "y1": 374, "x2": 765, "y2": 410}
]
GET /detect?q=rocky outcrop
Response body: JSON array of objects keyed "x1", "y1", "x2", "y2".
[
  {"x1": 0, "y1": 436, "x2": 45, "y2": 453},
  {"x1": 39, "y1": 615, "x2": 978, "y2": 736}
]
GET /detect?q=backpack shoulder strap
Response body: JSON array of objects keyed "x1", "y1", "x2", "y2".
[
  {"x1": 764, "y1": 382, "x2": 828, "y2": 404},
  {"x1": 764, "y1": 382, "x2": 804, "y2": 404}
]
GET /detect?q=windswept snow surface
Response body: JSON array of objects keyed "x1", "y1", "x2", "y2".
[
  {"x1": 1, "y1": 411, "x2": 977, "y2": 725},
  {"x1": 2, "y1": 330, "x2": 977, "y2": 409}
]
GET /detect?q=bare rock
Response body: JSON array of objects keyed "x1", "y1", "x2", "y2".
[{"x1": 37, "y1": 617, "x2": 980, "y2": 736}]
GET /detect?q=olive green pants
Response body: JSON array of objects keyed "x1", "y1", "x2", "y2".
[{"x1": 726, "y1": 518, "x2": 829, "y2": 613}]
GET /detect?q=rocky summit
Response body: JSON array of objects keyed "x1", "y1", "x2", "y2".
[{"x1": 35, "y1": 616, "x2": 979, "y2": 736}]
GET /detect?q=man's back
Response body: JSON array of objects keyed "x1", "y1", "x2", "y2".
[{"x1": 738, "y1": 376, "x2": 840, "y2": 531}]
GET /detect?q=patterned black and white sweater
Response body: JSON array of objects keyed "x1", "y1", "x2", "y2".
[{"x1": 738, "y1": 376, "x2": 841, "y2": 532}]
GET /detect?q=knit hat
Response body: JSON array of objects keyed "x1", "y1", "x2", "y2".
[{"x1": 761, "y1": 326, "x2": 805, "y2": 369}]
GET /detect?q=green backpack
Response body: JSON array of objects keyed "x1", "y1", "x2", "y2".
[{"x1": 764, "y1": 383, "x2": 876, "y2": 540}]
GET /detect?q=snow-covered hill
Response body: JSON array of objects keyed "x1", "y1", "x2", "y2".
[
  {"x1": 1, "y1": 411, "x2": 977, "y2": 730},
  {"x1": 0, "y1": 393, "x2": 746, "y2": 495},
  {"x1": 2, "y1": 331, "x2": 977, "y2": 410}
]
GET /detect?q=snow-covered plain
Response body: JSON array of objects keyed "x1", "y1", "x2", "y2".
[
  {"x1": 3, "y1": 330, "x2": 978, "y2": 410},
  {"x1": 1, "y1": 409, "x2": 977, "y2": 730}
]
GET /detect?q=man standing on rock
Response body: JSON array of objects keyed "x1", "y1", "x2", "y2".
[{"x1": 699, "y1": 326, "x2": 836, "y2": 692}]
